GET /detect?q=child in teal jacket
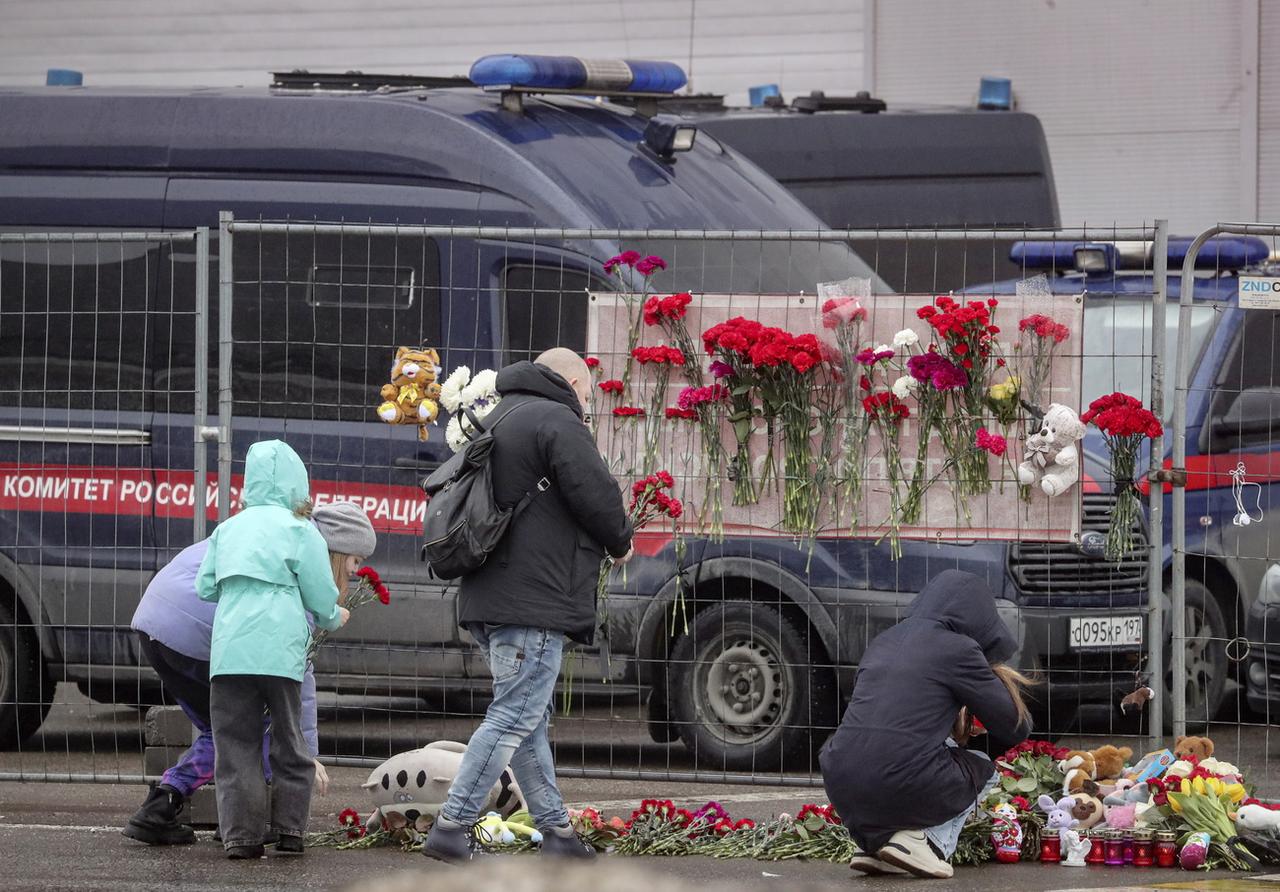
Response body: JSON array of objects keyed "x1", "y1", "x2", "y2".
[{"x1": 197, "y1": 439, "x2": 349, "y2": 859}]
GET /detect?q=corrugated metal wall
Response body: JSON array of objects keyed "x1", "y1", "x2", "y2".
[
  {"x1": 871, "y1": 0, "x2": 1253, "y2": 233},
  {"x1": 0, "y1": 0, "x2": 1270, "y2": 232},
  {"x1": 1259, "y1": 0, "x2": 1280, "y2": 222},
  {"x1": 0, "y1": 0, "x2": 865, "y2": 106}
]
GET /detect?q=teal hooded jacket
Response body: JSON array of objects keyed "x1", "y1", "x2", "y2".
[{"x1": 197, "y1": 440, "x2": 343, "y2": 681}]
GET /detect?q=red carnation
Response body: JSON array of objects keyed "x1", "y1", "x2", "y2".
[{"x1": 599, "y1": 379, "x2": 624, "y2": 395}]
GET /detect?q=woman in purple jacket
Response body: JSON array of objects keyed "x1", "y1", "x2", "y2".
[{"x1": 122, "y1": 501, "x2": 376, "y2": 846}]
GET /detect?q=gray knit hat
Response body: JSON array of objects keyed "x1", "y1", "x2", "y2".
[{"x1": 312, "y1": 501, "x2": 377, "y2": 559}]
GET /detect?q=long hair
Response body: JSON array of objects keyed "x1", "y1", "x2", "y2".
[
  {"x1": 329, "y1": 552, "x2": 354, "y2": 600},
  {"x1": 992, "y1": 662, "x2": 1038, "y2": 727}
]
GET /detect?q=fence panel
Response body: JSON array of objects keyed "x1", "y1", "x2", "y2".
[
  {"x1": 1169, "y1": 222, "x2": 1280, "y2": 796},
  {"x1": 0, "y1": 220, "x2": 1176, "y2": 788},
  {"x1": 0, "y1": 229, "x2": 208, "y2": 782}
]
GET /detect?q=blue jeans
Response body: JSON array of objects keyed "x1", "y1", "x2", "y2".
[
  {"x1": 441, "y1": 624, "x2": 568, "y2": 829},
  {"x1": 924, "y1": 742, "x2": 998, "y2": 860}
]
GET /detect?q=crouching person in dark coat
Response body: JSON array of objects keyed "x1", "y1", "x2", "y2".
[
  {"x1": 819, "y1": 569, "x2": 1035, "y2": 879},
  {"x1": 422, "y1": 349, "x2": 634, "y2": 864}
]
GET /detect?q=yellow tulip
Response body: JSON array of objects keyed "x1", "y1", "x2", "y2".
[
  {"x1": 1226, "y1": 784, "x2": 1246, "y2": 803},
  {"x1": 1181, "y1": 778, "x2": 1193, "y2": 795},
  {"x1": 1169, "y1": 795, "x2": 1184, "y2": 814},
  {"x1": 1192, "y1": 776, "x2": 1208, "y2": 796},
  {"x1": 1206, "y1": 777, "x2": 1223, "y2": 797}
]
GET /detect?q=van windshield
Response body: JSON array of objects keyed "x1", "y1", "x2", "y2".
[
  {"x1": 624, "y1": 239, "x2": 892, "y2": 295},
  {"x1": 1082, "y1": 298, "x2": 1217, "y2": 417}
]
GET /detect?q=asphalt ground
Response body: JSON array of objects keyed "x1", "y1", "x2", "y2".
[{"x1": 4, "y1": 684, "x2": 1280, "y2": 890}]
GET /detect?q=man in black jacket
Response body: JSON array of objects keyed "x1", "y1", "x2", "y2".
[
  {"x1": 819, "y1": 569, "x2": 1032, "y2": 878},
  {"x1": 423, "y1": 349, "x2": 633, "y2": 863}
]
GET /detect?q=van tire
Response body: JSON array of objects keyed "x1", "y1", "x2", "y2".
[
  {"x1": 668, "y1": 601, "x2": 834, "y2": 772},
  {"x1": 1162, "y1": 579, "x2": 1228, "y2": 733},
  {"x1": 0, "y1": 601, "x2": 52, "y2": 749}
]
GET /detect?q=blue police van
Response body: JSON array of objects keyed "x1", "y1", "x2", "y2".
[
  {"x1": 966, "y1": 235, "x2": 1280, "y2": 735},
  {"x1": 0, "y1": 57, "x2": 1195, "y2": 768}
]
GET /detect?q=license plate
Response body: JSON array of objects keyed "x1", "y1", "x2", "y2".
[{"x1": 1068, "y1": 615, "x2": 1143, "y2": 650}]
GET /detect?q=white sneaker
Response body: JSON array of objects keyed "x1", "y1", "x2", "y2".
[
  {"x1": 876, "y1": 830, "x2": 955, "y2": 879},
  {"x1": 849, "y1": 853, "x2": 908, "y2": 876}
]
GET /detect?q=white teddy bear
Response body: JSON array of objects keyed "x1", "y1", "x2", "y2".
[{"x1": 1017, "y1": 403, "x2": 1086, "y2": 497}]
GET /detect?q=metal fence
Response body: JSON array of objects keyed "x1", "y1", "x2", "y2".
[
  {"x1": 1165, "y1": 223, "x2": 1280, "y2": 794},
  {"x1": 1, "y1": 217, "x2": 1236, "y2": 790}
]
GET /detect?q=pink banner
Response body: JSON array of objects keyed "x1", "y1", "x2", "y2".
[{"x1": 587, "y1": 291, "x2": 1084, "y2": 543}]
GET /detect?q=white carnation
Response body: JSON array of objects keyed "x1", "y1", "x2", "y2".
[
  {"x1": 439, "y1": 365, "x2": 471, "y2": 413},
  {"x1": 445, "y1": 415, "x2": 467, "y2": 453},
  {"x1": 874, "y1": 344, "x2": 893, "y2": 356},
  {"x1": 891, "y1": 375, "x2": 917, "y2": 399},
  {"x1": 893, "y1": 328, "x2": 919, "y2": 349},
  {"x1": 461, "y1": 368, "x2": 498, "y2": 406}
]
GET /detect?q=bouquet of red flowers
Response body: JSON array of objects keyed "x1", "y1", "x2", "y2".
[
  {"x1": 1017, "y1": 313, "x2": 1069, "y2": 413},
  {"x1": 595, "y1": 472, "x2": 682, "y2": 671},
  {"x1": 643, "y1": 292, "x2": 700, "y2": 382},
  {"x1": 1081, "y1": 392, "x2": 1163, "y2": 560},
  {"x1": 916, "y1": 295, "x2": 1002, "y2": 496},
  {"x1": 604, "y1": 250, "x2": 668, "y2": 390},
  {"x1": 306, "y1": 565, "x2": 390, "y2": 661},
  {"x1": 702, "y1": 316, "x2": 766, "y2": 505}
]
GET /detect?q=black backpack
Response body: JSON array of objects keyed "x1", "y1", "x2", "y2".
[{"x1": 419, "y1": 400, "x2": 548, "y2": 579}]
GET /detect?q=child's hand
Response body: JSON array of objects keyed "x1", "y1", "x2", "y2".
[
  {"x1": 338, "y1": 607, "x2": 351, "y2": 627},
  {"x1": 313, "y1": 760, "x2": 330, "y2": 796}
]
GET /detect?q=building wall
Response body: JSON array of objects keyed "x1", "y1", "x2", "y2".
[
  {"x1": 1, "y1": 0, "x2": 1271, "y2": 233},
  {"x1": 0, "y1": 0, "x2": 865, "y2": 107},
  {"x1": 870, "y1": 0, "x2": 1253, "y2": 233}
]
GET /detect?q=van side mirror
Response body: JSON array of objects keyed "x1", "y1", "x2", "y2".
[{"x1": 1211, "y1": 386, "x2": 1280, "y2": 447}]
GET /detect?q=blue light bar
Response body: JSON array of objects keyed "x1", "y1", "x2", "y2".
[
  {"x1": 749, "y1": 84, "x2": 780, "y2": 107},
  {"x1": 46, "y1": 68, "x2": 83, "y2": 86},
  {"x1": 1013, "y1": 235, "x2": 1272, "y2": 273},
  {"x1": 1010, "y1": 241, "x2": 1079, "y2": 270},
  {"x1": 1168, "y1": 236, "x2": 1269, "y2": 270},
  {"x1": 469, "y1": 54, "x2": 687, "y2": 94},
  {"x1": 977, "y1": 76, "x2": 1012, "y2": 110}
]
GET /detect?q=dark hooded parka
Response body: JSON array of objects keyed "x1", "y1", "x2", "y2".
[
  {"x1": 819, "y1": 569, "x2": 1032, "y2": 853},
  {"x1": 455, "y1": 361, "x2": 632, "y2": 644}
]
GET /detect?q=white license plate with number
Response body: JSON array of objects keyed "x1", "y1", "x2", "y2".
[{"x1": 1068, "y1": 615, "x2": 1143, "y2": 649}]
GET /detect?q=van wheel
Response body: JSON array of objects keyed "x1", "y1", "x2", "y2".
[
  {"x1": 1163, "y1": 579, "x2": 1228, "y2": 733},
  {"x1": 669, "y1": 601, "x2": 834, "y2": 772},
  {"x1": 0, "y1": 601, "x2": 53, "y2": 749}
]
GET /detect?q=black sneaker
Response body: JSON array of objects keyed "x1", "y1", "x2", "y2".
[
  {"x1": 122, "y1": 784, "x2": 196, "y2": 846},
  {"x1": 539, "y1": 825, "x2": 596, "y2": 860},
  {"x1": 421, "y1": 817, "x2": 482, "y2": 864},
  {"x1": 275, "y1": 834, "x2": 304, "y2": 855},
  {"x1": 226, "y1": 844, "x2": 265, "y2": 860}
]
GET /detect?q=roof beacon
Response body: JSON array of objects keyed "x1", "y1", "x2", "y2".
[{"x1": 470, "y1": 54, "x2": 687, "y2": 114}]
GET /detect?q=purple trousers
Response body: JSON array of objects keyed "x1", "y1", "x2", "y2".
[{"x1": 139, "y1": 634, "x2": 269, "y2": 797}]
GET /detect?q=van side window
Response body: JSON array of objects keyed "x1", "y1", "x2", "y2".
[
  {"x1": 502, "y1": 264, "x2": 594, "y2": 364},
  {"x1": 1214, "y1": 309, "x2": 1280, "y2": 446},
  {"x1": 152, "y1": 233, "x2": 442, "y2": 420},
  {"x1": 0, "y1": 239, "x2": 158, "y2": 412}
]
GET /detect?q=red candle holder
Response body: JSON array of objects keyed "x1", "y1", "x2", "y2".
[
  {"x1": 1133, "y1": 830, "x2": 1154, "y2": 867},
  {"x1": 1155, "y1": 831, "x2": 1178, "y2": 868},
  {"x1": 1086, "y1": 830, "x2": 1107, "y2": 864},
  {"x1": 1040, "y1": 832, "x2": 1062, "y2": 863}
]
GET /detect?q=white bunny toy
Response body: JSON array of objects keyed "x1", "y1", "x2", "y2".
[{"x1": 1038, "y1": 793, "x2": 1092, "y2": 866}]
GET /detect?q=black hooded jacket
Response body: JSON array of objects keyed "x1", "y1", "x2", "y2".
[
  {"x1": 819, "y1": 569, "x2": 1031, "y2": 853},
  {"x1": 456, "y1": 361, "x2": 633, "y2": 644}
]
